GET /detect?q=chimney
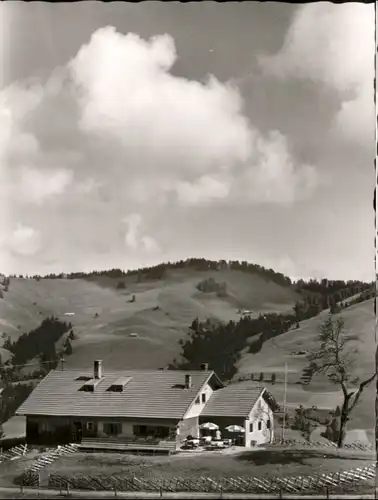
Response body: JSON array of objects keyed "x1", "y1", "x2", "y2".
[
  {"x1": 184, "y1": 374, "x2": 192, "y2": 389},
  {"x1": 200, "y1": 363, "x2": 209, "y2": 372},
  {"x1": 94, "y1": 360, "x2": 102, "y2": 379}
]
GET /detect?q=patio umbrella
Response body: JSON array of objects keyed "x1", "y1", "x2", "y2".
[
  {"x1": 199, "y1": 422, "x2": 219, "y2": 431},
  {"x1": 225, "y1": 425, "x2": 245, "y2": 433}
]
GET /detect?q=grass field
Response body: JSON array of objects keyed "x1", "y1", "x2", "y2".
[
  {"x1": 236, "y1": 298, "x2": 376, "y2": 433},
  {"x1": 0, "y1": 447, "x2": 374, "y2": 490},
  {"x1": 47, "y1": 448, "x2": 375, "y2": 479},
  {"x1": 0, "y1": 270, "x2": 299, "y2": 371}
]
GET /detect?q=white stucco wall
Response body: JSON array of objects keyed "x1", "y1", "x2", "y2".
[
  {"x1": 184, "y1": 383, "x2": 214, "y2": 419},
  {"x1": 244, "y1": 394, "x2": 274, "y2": 447}
]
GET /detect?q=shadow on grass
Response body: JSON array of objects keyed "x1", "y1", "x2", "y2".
[{"x1": 234, "y1": 449, "x2": 371, "y2": 466}]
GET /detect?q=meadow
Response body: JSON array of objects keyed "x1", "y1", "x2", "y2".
[
  {"x1": 236, "y1": 298, "x2": 376, "y2": 436},
  {"x1": 0, "y1": 269, "x2": 299, "y2": 371},
  {"x1": 0, "y1": 268, "x2": 375, "y2": 447}
]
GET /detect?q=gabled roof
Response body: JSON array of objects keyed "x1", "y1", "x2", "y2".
[
  {"x1": 16, "y1": 369, "x2": 217, "y2": 420},
  {"x1": 201, "y1": 382, "x2": 278, "y2": 419}
]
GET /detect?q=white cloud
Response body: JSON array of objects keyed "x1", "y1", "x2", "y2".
[
  {"x1": 141, "y1": 235, "x2": 161, "y2": 254},
  {"x1": 176, "y1": 175, "x2": 231, "y2": 206},
  {"x1": 9, "y1": 224, "x2": 41, "y2": 257},
  {"x1": 333, "y1": 82, "x2": 373, "y2": 147},
  {"x1": 74, "y1": 177, "x2": 102, "y2": 195},
  {"x1": 176, "y1": 131, "x2": 318, "y2": 206},
  {"x1": 258, "y1": 3, "x2": 374, "y2": 147},
  {"x1": 235, "y1": 131, "x2": 319, "y2": 204},
  {"x1": 124, "y1": 213, "x2": 142, "y2": 251},
  {"x1": 0, "y1": 84, "x2": 42, "y2": 174},
  {"x1": 69, "y1": 27, "x2": 252, "y2": 171},
  {"x1": 0, "y1": 26, "x2": 321, "y2": 274},
  {"x1": 123, "y1": 213, "x2": 160, "y2": 254},
  {"x1": 17, "y1": 166, "x2": 74, "y2": 205},
  {"x1": 68, "y1": 26, "x2": 316, "y2": 207}
]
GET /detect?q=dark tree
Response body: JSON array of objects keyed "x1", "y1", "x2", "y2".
[{"x1": 65, "y1": 339, "x2": 73, "y2": 355}]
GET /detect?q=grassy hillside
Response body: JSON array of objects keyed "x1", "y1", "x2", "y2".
[
  {"x1": 236, "y1": 298, "x2": 376, "y2": 431},
  {"x1": 0, "y1": 269, "x2": 300, "y2": 371}
]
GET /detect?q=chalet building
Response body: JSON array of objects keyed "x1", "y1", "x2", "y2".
[
  {"x1": 16, "y1": 360, "x2": 278, "y2": 452},
  {"x1": 200, "y1": 382, "x2": 277, "y2": 446}
]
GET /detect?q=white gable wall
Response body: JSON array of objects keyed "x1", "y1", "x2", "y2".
[
  {"x1": 184, "y1": 383, "x2": 214, "y2": 419},
  {"x1": 244, "y1": 392, "x2": 274, "y2": 447}
]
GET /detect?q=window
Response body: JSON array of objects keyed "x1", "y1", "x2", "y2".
[
  {"x1": 133, "y1": 425, "x2": 169, "y2": 438},
  {"x1": 201, "y1": 393, "x2": 206, "y2": 403},
  {"x1": 155, "y1": 426, "x2": 169, "y2": 438},
  {"x1": 267, "y1": 419, "x2": 271, "y2": 429},
  {"x1": 104, "y1": 423, "x2": 122, "y2": 435},
  {"x1": 249, "y1": 423, "x2": 253, "y2": 432},
  {"x1": 133, "y1": 425, "x2": 147, "y2": 436},
  {"x1": 86, "y1": 422, "x2": 94, "y2": 431},
  {"x1": 258, "y1": 421, "x2": 262, "y2": 431}
]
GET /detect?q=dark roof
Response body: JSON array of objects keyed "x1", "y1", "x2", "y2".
[
  {"x1": 16, "y1": 369, "x2": 216, "y2": 420},
  {"x1": 201, "y1": 382, "x2": 275, "y2": 418}
]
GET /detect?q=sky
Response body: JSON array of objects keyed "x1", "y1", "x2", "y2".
[{"x1": 0, "y1": 1, "x2": 375, "y2": 281}]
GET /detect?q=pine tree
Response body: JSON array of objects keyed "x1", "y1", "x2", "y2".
[{"x1": 65, "y1": 339, "x2": 73, "y2": 355}]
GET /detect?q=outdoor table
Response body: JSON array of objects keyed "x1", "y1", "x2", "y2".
[
  {"x1": 202, "y1": 436, "x2": 212, "y2": 443},
  {"x1": 186, "y1": 438, "x2": 200, "y2": 447}
]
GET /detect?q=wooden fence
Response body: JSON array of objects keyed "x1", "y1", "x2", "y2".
[
  {"x1": 0, "y1": 444, "x2": 28, "y2": 463},
  {"x1": 271, "y1": 438, "x2": 374, "y2": 451},
  {"x1": 19, "y1": 463, "x2": 375, "y2": 494}
]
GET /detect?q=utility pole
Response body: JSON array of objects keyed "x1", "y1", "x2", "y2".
[{"x1": 281, "y1": 362, "x2": 288, "y2": 443}]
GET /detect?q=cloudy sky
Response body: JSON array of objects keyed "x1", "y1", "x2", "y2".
[{"x1": 1, "y1": 2, "x2": 375, "y2": 280}]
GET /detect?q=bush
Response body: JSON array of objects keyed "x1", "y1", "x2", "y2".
[
  {"x1": 259, "y1": 372, "x2": 264, "y2": 382},
  {"x1": 271, "y1": 373, "x2": 276, "y2": 384},
  {"x1": 196, "y1": 278, "x2": 228, "y2": 296},
  {"x1": 116, "y1": 281, "x2": 126, "y2": 290}
]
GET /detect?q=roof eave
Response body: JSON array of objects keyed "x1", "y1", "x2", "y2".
[
  {"x1": 261, "y1": 388, "x2": 280, "y2": 412},
  {"x1": 182, "y1": 370, "x2": 221, "y2": 419}
]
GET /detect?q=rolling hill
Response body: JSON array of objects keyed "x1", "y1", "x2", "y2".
[
  {"x1": 236, "y1": 298, "x2": 376, "y2": 432},
  {"x1": 0, "y1": 262, "x2": 375, "y2": 445},
  {"x1": 0, "y1": 268, "x2": 300, "y2": 371}
]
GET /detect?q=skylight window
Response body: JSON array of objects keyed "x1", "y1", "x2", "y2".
[{"x1": 107, "y1": 376, "x2": 132, "y2": 392}]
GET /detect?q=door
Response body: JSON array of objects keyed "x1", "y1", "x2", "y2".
[
  {"x1": 72, "y1": 421, "x2": 83, "y2": 442},
  {"x1": 26, "y1": 419, "x2": 39, "y2": 444}
]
